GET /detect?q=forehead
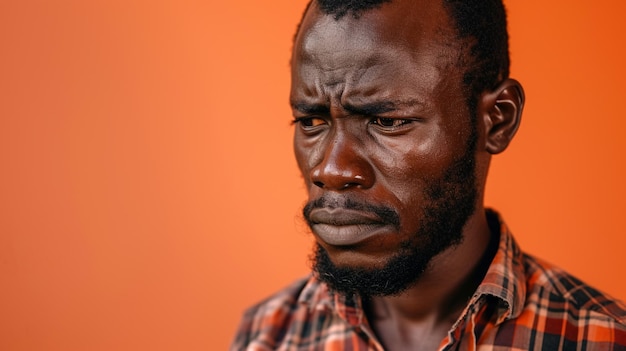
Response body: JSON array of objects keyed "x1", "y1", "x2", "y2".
[
  {"x1": 295, "y1": 0, "x2": 460, "y2": 61},
  {"x1": 291, "y1": 0, "x2": 466, "y2": 108}
]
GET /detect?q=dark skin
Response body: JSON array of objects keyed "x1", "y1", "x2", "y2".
[{"x1": 291, "y1": 0, "x2": 524, "y2": 350}]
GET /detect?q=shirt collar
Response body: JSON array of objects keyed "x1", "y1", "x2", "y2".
[
  {"x1": 298, "y1": 209, "x2": 527, "y2": 325},
  {"x1": 473, "y1": 209, "x2": 527, "y2": 323}
]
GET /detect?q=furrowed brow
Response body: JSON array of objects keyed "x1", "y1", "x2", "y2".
[
  {"x1": 291, "y1": 101, "x2": 330, "y2": 115},
  {"x1": 343, "y1": 102, "x2": 397, "y2": 116},
  {"x1": 343, "y1": 99, "x2": 424, "y2": 116}
]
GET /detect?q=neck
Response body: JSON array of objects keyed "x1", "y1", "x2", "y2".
[{"x1": 365, "y1": 207, "x2": 498, "y2": 328}]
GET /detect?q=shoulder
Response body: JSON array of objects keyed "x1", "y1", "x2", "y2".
[
  {"x1": 490, "y1": 254, "x2": 626, "y2": 348},
  {"x1": 231, "y1": 276, "x2": 320, "y2": 350},
  {"x1": 508, "y1": 253, "x2": 626, "y2": 349},
  {"x1": 522, "y1": 253, "x2": 626, "y2": 324},
  {"x1": 242, "y1": 276, "x2": 311, "y2": 320}
]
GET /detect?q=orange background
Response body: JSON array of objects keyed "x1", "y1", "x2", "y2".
[{"x1": 1, "y1": 1, "x2": 625, "y2": 350}]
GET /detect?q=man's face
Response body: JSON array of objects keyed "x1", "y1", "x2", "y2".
[{"x1": 291, "y1": 0, "x2": 480, "y2": 296}]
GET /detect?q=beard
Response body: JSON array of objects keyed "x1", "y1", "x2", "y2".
[{"x1": 305, "y1": 130, "x2": 478, "y2": 298}]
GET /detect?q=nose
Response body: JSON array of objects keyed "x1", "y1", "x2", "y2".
[{"x1": 310, "y1": 132, "x2": 375, "y2": 190}]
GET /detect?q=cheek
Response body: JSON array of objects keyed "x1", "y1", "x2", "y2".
[
  {"x1": 293, "y1": 134, "x2": 322, "y2": 186},
  {"x1": 371, "y1": 152, "x2": 428, "y2": 214},
  {"x1": 369, "y1": 137, "x2": 460, "y2": 208},
  {"x1": 372, "y1": 136, "x2": 446, "y2": 184},
  {"x1": 293, "y1": 142, "x2": 309, "y2": 182}
]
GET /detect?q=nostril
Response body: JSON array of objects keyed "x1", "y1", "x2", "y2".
[{"x1": 308, "y1": 147, "x2": 375, "y2": 190}]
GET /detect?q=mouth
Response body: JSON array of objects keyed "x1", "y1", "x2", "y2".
[{"x1": 308, "y1": 208, "x2": 393, "y2": 246}]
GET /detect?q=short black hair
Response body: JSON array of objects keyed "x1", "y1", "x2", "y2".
[
  {"x1": 443, "y1": 0, "x2": 509, "y2": 115},
  {"x1": 298, "y1": 0, "x2": 510, "y2": 117},
  {"x1": 317, "y1": 0, "x2": 391, "y2": 19}
]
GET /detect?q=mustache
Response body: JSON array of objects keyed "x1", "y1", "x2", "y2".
[{"x1": 303, "y1": 196, "x2": 401, "y2": 229}]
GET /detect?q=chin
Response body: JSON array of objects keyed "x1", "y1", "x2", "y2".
[
  {"x1": 311, "y1": 242, "x2": 430, "y2": 297},
  {"x1": 323, "y1": 248, "x2": 390, "y2": 270},
  {"x1": 316, "y1": 237, "x2": 405, "y2": 269}
]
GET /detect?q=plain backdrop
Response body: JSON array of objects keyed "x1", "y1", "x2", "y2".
[{"x1": 1, "y1": 0, "x2": 625, "y2": 350}]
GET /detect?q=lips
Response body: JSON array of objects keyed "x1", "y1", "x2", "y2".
[{"x1": 308, "y1": 208, "x2": 392, "y2": 246}]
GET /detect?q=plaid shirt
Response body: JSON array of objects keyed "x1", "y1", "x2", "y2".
[{"x1": 232, "y1": 212, "x2": 626, "y2": 350}]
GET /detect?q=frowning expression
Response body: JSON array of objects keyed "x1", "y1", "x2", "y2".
[{"x1": 291, "y1": 0, "x2": 480, "y2": 293}]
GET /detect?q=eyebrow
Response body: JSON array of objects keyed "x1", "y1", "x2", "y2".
[
  {"x1": 291, "y1": 102, "x2": 330, "y2": 115},
  {"x1": 291, "y1": 99, "x2": 424, "y2": 116},
  {"x1": 343, "y1": 102, "x2": 398, "y2": 115}
]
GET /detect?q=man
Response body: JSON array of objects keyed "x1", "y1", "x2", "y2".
[{"x1": 232, "y1": 0, "x2": 626, "y2": 349}]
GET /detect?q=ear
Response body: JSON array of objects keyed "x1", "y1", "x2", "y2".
[{"x1": 479, "y1": 79, "x2": 525, "y2": 154}]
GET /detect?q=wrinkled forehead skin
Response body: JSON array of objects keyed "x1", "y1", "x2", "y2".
[
  {"x1": 297, "y1": 0, "x2": 457, "y2": 52},
  {"x1": 291, "y1": 0, "x2": 468, "y2": 110}
]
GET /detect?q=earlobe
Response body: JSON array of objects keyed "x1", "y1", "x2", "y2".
[{"x1": 480, "y1": 79, "x2": 525, "y2": 154}]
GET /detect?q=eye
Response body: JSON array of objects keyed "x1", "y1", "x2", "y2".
[
  {"x1": 293, "y1": 117, "x2": 327, "y2": 129},
  {"x1": 371, "y1": 117, "x2": 413, "y2": 129}
]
